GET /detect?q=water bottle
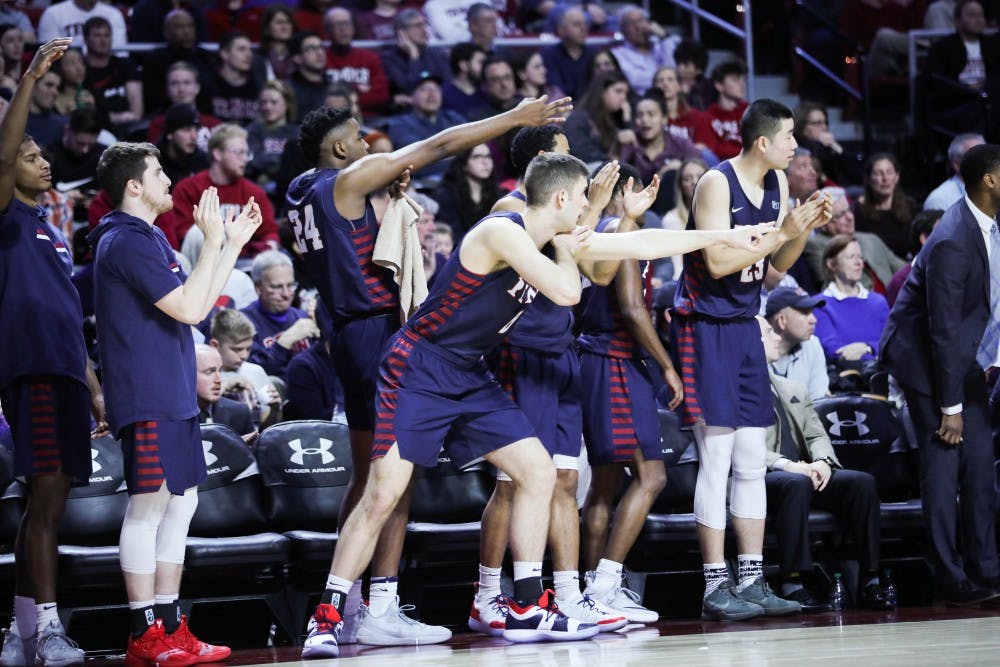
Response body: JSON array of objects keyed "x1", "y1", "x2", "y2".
[
  {"x1": 830, "y1": 572, "x2": 846, "y2": 611},
  {"x1": 882, "y1": 569, "x2": 898, "y2": 607}
]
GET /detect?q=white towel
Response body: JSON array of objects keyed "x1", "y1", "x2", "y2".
[{"x1": 373, "y1": 194, "x2": 429, "y2": 320}]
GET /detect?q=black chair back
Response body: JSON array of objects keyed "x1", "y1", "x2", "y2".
[
  {"x1": 651, "y1": 409, "x2": 699, "y2": 513},
  {"x1": 188, "y1": 424, "x2": 267, "y2": 537},
  {"x1": 58, "y1": 434, "x2": 129, "y2": 544},
  {"x1": 409, "y1": 453, "x2": 493, "y2": 523}
]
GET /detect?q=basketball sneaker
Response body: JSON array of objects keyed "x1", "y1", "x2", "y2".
[
  {"x1": 301, "y1": 603, "x2": 342, "y2": 660},
  {"x1": 468, "y1": 583, "x2": 510, "y2": 637},
  {"x1": 503, "y1": 590, "x2": 599, "y2": 643},
  {"x1": 166, "y1": 616, "x2": 231, "y2": 663},
  {"x1": 33, "y1": 620, "x2": 84, "y2": 667},
  {"x1": 583, "y1": 572, "x2": 659, "y2": 624},
  {"x1": 355, "y1": 597, "x2": 452, "y2": 646},
  {"x1": 701, "y1": 579, "x2": 766, "y2": 621},
  {"x1": 556, "y1": 594, "x2": 628, "y2": 632},
  {"x1": 125, "y1": 620, "x2": 197, "y2": 667},
  {"x1": 738, "y1": 577, "x2": 802, "y2": 616},
  {"x1": 1, "y1": 622, "x2": 34, "y2": 667}
]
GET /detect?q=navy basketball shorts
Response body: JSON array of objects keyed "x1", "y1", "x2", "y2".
[
  {"x1": 671, "y1": 315, "x2": 774, "y2": 429},
  {"x1": 119, "y1": 417, "x2": 205, "y2": 495},
  {"x1": 373, "y1": 332, "x2": 537, "y2": 468},
  {"x1": 0, "y1": 375, "x2": 91, "y2": 484},
  {"x1": 491, "y1": 344, "x2": 583, "y2": 463},
  {"x1": 577, "y1": 350, "x2": 661, "y2": 466},
  {"x1": 331, "y1": 314, "x2": 398, "y2": 431}
]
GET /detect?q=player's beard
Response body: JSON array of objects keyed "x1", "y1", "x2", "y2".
[{"x1": 142, "y1": 188, "x2": 173, "y2": 216}]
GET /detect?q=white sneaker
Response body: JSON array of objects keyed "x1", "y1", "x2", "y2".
[
  {"x1": 584, "y1": 572, "x2": 659, "y2": 624},
  {"x1": 355, "y1": 597, "x2": 452, "y2": 646},
  {"x1": 468, "y1": 585, "x2": 509, "y2": 637},
  {"x1": 502, "y1": 590, "x2": 598, "y2": 643},
  {"x1": 1, "y1": 624, "x2": 33, "y2": 667},
  {"x1": 32, "y1": 621, "x2": 83, "y2": 667},
  {"x1": 338, "y1": 601, "x2": 364, "y2": 645},
  {"x1": 556, "y1": 594, "x2": 628, "y2": 632},
  {"x1": 301, "y1": 603, "x2": 342, "y2": 660}
]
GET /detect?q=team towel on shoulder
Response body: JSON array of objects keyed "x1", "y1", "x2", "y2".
[{"x1": 374, "y1": 194, "x2": 429, "y2": 319}]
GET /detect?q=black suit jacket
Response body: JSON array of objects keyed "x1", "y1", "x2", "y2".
[
  {"x1": 880, "y1": 198, "x2": 992, "y2": 407},
  {"x1": 199, "y1": 396, "x2": 254, "y2": 436}
]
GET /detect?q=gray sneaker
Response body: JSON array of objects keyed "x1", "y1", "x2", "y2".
[
  {"x1": 355, "y1": 597, "x2": 452, "y2": 646},
  {"x1": 738, "y1": 577, "x2": 802, "y2": 616},
  {"x1": 33, "y1": 621, "x2": 83, "y2": 667},
  {"x1": 1, "y1": 623, "x2": 35, "y2": 667},
  {"x1": 702, "y1": 580, "x2": 766, "y2": 621}
]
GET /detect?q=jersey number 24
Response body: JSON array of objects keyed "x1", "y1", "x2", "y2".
[{"x1": 288, "y1": 204, "x2": 324, "y2": 253}]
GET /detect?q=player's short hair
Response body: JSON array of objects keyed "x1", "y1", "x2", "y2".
[
  {"x1": 740, "y1": 98, "x2": 793, "y2": 148},
  {"x1": 510, "y1": 125, "x2": 566, "y2": 177},
  {"x1": 299, "y1": 106, "x2": 355, "y2": 166},
  {"x1": 208, "y1": 123, "x2": 248, "y2": 154},
  {"x1": 211, "y1": 308, "x2": 256, "y2": 343},
  {"x1": 524, "y1": 153, "x2": 589, "y2": 207},
  {"x1": 960, "y1": 143, "x2": 1000, "y2": 193},
  {"x1": 250, "y1": 250, "x2": 293, "y2": 284},
  {"x1": 97, "y1": 142, "x2": 162, "y2": 208}
]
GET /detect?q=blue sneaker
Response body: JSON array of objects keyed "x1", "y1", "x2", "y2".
[{"x1": 502, "y1": 590, "x2": 598, "y2": 643}]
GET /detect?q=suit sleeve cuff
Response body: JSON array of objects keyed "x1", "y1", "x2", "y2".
[{"x1": 941, "y1": 404, "x2": 962, "y2": 415}]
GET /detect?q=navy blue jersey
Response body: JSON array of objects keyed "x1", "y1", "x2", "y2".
[
  {"x1": 0, "y1": 198, "x2": 87, "y2": 389},
  {"x1": 506, "y1": 243, "x2": 575, "y2": 353},
  {"x1": 404, "y1": 212, "x2": 539, "y2": 363},
  {"x1": 506, "y1": 188, "x2": 527, "y2": 202},
  {"x1": 674, "y1": 160, "x2": 781, "y2": 319},
  {"x1": 576, "y1": 216, "x2": 647, "y2": 359},
  {"x1": 286, "y1": 168, "x2": 399, "y2": 326}
]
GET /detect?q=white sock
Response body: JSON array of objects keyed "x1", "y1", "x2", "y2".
[
  {"x1": 512, "y1": 561, "x2": 542, "y2": 583},
  {"x1": 128, "y1": 599, "x2": 155, "y2": 610},
  {"x1": 553, "y1": 570, "x2": 582, "y2": 604},
  {"x1": 591, "y1": 558, "x2": 623, "y2": 592},
  {"x1": 325, "y1": 574, "x2": 353, "y2": 593},
  {"x1": 35, "y1": 603, "x2": 59, "y2": 630},
  {"x1": 14, "y1": 596, "x2": 35, "y2": 639},
  {"x1": 153, "y1": 594, "x2": 177, "y2": 605},
  {"x1": 703, "y1": 563, "x2": 729, "y2": 598},
  {"x1": 737, "y1": 554, "x2": 764, "y2": 592},
  {"x1": 477, "y1": 564, "x2": 502, "y2": 599},
  {"x1": 368, "y1": 576, "x2": 398, "y2": 616}
]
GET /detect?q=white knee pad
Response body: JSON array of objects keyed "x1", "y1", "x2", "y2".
[
  {"x1": 156, "y1": 488, "x2": 199, "y2": 565},
  {"x1": 729, "y1": 427, "x2": 767, "y2": 521},
  {"x1": 693, "y1": 424, "x2": 735, "y2": 530},
  {"x1": 120, "y1": 485, "x2": 172, "y2": 574}
]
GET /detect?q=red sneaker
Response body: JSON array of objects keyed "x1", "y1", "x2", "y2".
[
  {"x1": 126, "y1": 620, "x2": 199, "y2": 667},
  {"x1": 166, "y1": 616, "x2": 231, "y2": 663}
]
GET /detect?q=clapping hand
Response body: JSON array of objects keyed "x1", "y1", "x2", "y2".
[
  {"x1": 551, "y1": 225, "x2": 593, "y2": 256},
  {"x1": 622, "y1": 175, "x2": 661, "y2": 220},
  {"x1": 192, "y1": 186, "x2": 225, "y2": 246},
  {"x1": 586, "y1": 161, "x2": 620, "y2": 213},
  {"x1": 225, "y1": 197, "x2": 263, "y2": 248}
]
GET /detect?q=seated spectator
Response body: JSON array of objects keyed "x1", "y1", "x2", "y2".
[
  {"x1": 380, "y1": 8, "x2": 451, "y2": 109},
  {"x1": 673, "y1": 38, "x2": 713, "y2": 110},
  {"x1": 258, "y1": 4, "x2": 298, "y2": 82},
  {"x1": 787, "y1": 148, "x2": 819, "y2": 203},
  {"x1": 210, "y1": 309, "x2": 282, "y2": 429},
  {"x1": 129, "y1": 0, "x2": 210, "y2": 44},
  {"x1": 322, "y1": 7, "x2": 390, "y2": 118},
  {"x1": 241, "y1": 251, "x2": 319, "y2": 379},
  {"x1": 564, "y1": 70, "x2": 631, "y2": 167},
  {"x1": 26, "y1": 69, "x2": 67, "y2": 149},
  {"x1": 588, "y1": 47, "x2": 623, "y2": 79},
  {"x1": 147, "y1": 61, "x2": 221, "y2": 150},
  {"x1": 288, "y1": 31, "x2": 329, "y2": 123},
  {"x1": 168, "y1": 123, "x2": 279, "y2": 255},
  {"x1": 156, "y1": 103, "x2": 210, "y2": 188},
  {"x1": 0, "y1": 24, "x2": 26, "y2": 90},
  {"x1": 43, "y1": 106, "x2": 105, "y2": 219},
  {"x1": 246, "y1": 80, "x2": 299, "y2": 204},
  {"x1": 611, "y1": 6, "x2": 677, "y2": 95},
  {"x1": 435, "y1": 222, "x2": 454, "y2": 257},
  {"x1": 441, "y1": 42, "x2": 488, "y2": 119},
  {"x1": 82, "y1": 17, "x2": 143, "y2": 130},
  {"x1": 283, "y1": 339, "x2": 344, "y2": 421},
  {"x1": 52, "y1": 47, "x2": 95, "y2": 116},
  {"x1": 792, "y1": 101, "x2": 862, "y2": 186},
  {"x1": 661, "y1": 157, "x2": 708, "y2": 279},
  {"x1": 195, "y1": 343, "x2": 256, "y2": 443},
  {"x1": 203, "y1": 31, "x2": 262, "y2": 126},
  {"x1": 433, "y1": 144, "x2": 504, "y2": 241},
  {"x1": 536, "y1": 0, "x2": 615, "y2": 34},
  {"x1": 852, "y1": 152, "x2": 919, "y2": 259},
  {"x1": 387, "y1": 72, "x2": 465, "y2": 182},
  {"x1": 813, "y1": 234, "x2": 890, "y2": 365},
  {"x1": 765, "y1": 287, "x2": 830, "y2": 400},
  {"x1": 38, "y1": 0, "x2": 128, "y2": 49},
  {"x1": 924, "y1": 132, "x2": 985, "y2": 210},
  {"x1": 539, "y1": 5, "x2": 595, "y2": 100},
  {"x1": 409, "y1": 192, "x2": 447, "y2": 285},
  {"x1": 513, "y1": 50, "x2": 555, "y2": 101},
  {"x1": 653, "y1": 65, "x2": 715, "y2": 163},
  {"x1": 205, "y1": 0, "x2": 265, "y2": 42},
  {"x1": 0, "y1": 2, "x2": 36, "y2": 43},
  {"x1": 468, "y1": 56, "x2": 521, "y2": 121},
  {"x1": 357, "y1": 0, "x2": 404, "y2": 41},
  {"x1": 886, "y1": 208, "x2": 943, "y2": 307},
  {"x1": 140, "y1": 9, "x2": 218, "y2": 115},
  {"x1": 758, "y1": 315, "x2": 894, "y2": 612},
  {"x1": 804, "y1": 187, "x2": 905, "y2": 294},
  {"x1": 703, "y1": 60, "x2": 749, "y2": 160},
  {"x1": 465, "y1": 2, "x2": 504, "y2": 56}
]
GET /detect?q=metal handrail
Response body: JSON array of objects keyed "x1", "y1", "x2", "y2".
[{"x1": 664, "y1": 0, "x2": 755, "y2": 101}]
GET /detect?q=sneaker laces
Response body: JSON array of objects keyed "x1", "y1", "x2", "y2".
[
  {"x1": 576, "y1": 595, "x2": 599, "y2": 612},
  {"x1": 392, "y1": 603, "x2": 424, "y2": 627},
  {"x1": 487, "y1": 594, "x2": 510, "y2": 615},
  {"x1": 36, "y1": 628, "x2": 80, "y2": 654}
]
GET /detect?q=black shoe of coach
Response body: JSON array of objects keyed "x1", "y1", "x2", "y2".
[{"x1": 937, "y1": 580, "x2": 1000, "y2": 607}]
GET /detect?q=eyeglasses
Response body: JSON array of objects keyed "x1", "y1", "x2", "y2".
[
  {"x1": 224, "y1": 147, "x2": 252, "y2": 158},
  {"x1": 263, "y1": 281, "x2": 298, "y2": 293}
]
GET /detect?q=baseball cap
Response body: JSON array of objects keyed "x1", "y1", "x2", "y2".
[
  {"x1": 164, "y1": 103, "x2": 201, "y2": 134},
  {"x1": 764, "y1": 286, "x2": 826, "y2": 319},
  {"x1": 414, "y1": 70, "x2": 443, "y2": 88}
]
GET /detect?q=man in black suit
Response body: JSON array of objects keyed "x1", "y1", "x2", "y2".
[
  {"x1": 195, "y1": 344, "x2": 257, "y2": 445},
  {"x1": 880, "y1": 143, "x2": 1000, "y2": 606}
]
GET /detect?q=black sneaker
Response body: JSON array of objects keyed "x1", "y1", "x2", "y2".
[
  {"x1": 783, "y1": 587, "x2": 830, "y2": 612},
  {"x1": 937, "y1": 580, "x2": 1000, "y2": 607},
  {"x1": 859, "y1": 582, "x2": 896, "y2": 610}
]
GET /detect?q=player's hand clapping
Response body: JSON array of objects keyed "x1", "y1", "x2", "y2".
[
  {"x1": 551, "y1": 225, "x2": 592, "y2": 256},
  {"x1": 622, "y1": 175, "x2": 661, "y2": 220},
  {"x1": 192, "y1": 186, "x2": 225, "y2": 246},
  {"x1": 225, "y1": 197, "x2": 263, "y2": 248},
  {"x1": 587, "y1": 161, "x2": 620, "y2": 213},
  {"x1": 778, "y1": 190, "x2": 833, "y2": 241}
]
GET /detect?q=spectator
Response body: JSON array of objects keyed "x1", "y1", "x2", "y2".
[
  {"x1": 128, "y1": 0, "x2": 209, "y2": 44},
  {"x1": 536, "y1": 0, "x2": 614, "y2": 34},
  {"x1": 673, "y1": 38, "x2": 713, "y2": 110},
  {"x1": 357, "y1": 0, "x2": 404, "y2": 41},
  {"x1": 284, "y1": 339, "x2": 344, "y2": 421},
  {"x1": 258, "y1": 4, "x2": 298, "y2": 82},
  {"x1": 26, "y1": 69, "x2": 67, "y2": 149},
  {"x1": 588, "y1": 47, "x2": 623, "y2": 79},
  {"x1": 241, "y1": 250, "x2": 319, "y2": 379},
  {"x1": 813, "y1": 234, "x2": 890, "y2": 365},
  {"x1": 387, "y1": 72, "x2": 465, "y2": 181},
  {"x1": 434, "y1": 221, "x2": 454, "y2": 256},
  {"x1": 512, "y1": 50, "x2": 553, "y2": 101},
  {"x1": 288, "y1": 31, "x2": 329, "y2": 123},
  {"x1": 168, "y1": 123, "x2": 279, "y2": 255},
  {"x1": 764, "y1": 288, "x2": 830, "y2": 401},
  {"x1": 246, "y1": 80, "x2": 299, "y2": 203},
  {"x1": 203, "y1": 31, "x2": 261, "y2": 126},
  {"x1": 147, "y1": 61, "x2": 221, "y2": 149},
  {"x1": 52, "y1": 46, "x2": 95, "y2": 116},
  {"x1": 156, "y1": 103, "x2": 210, "y2": 186},
  {"x1": 441, "y1": 42, "x2": 488, "y2": 119},
  {"x1": 82, "y1": 16, "x2": 142, "y2": 129},
  {"x1": 210, "y1": 309, "x2": 282, "y2": 428},
  {"x1": 660, "y1": 157, "x2": 707, "y2": 278},
  {"x1": 195, "y1": 343, "x2": 256, "y2": 443},
  {"x1": 466, "y1": 57, "x2": 522, "y2": 178},
  {"x1": 564, "y1": 70, "x2": 630, "y2": 166},
  {"x1": 653, "y1": 65, "x2": 715, "y2": 161},
  {"x1": 617, "y1": 93, "x2": 699, "y2": 203},
  {"x1": 43, "y1": 105, "x2": 105, "y2": 218},
  {"x1": 380, "y1": 8, "x2": 451, "y2": 109},
  {"x1": 466, "y1": 2, "x2": 502, "y2": 56},
  {"x1": 852, "y1": 152, "x2": 919, "y2": 258},
  {"x1": 924, "y1": 132, "x2": 985, "y2": 210},
  {"x1": 323, "y1": 7, "x2": 390, "y2": 118},
  {"x1": 37, "y1": 0, "x2": 128, "y2": 50},
  {"x1": 139, "y1": 9, "x2": 218, "y2": 115},
  {"x1": 0, "y1": 1, "x2": 36, "y2": 43},
  {"x1": 792, "y1": 101, "x2": 862, "y2": 186},
  {"x1": 0, "y1": 24, "x2": 25, "y2": 90},
  {"x1": 786, "y1": 148, "x2": 819, "y2": 203},
  {"x1": 611, "y1": 6, "x2": 677, "y2": 96},
  {"x1": 885, "y1": 208, "x2": 943, "y2": 307},
  {"x1": 410, "y1": 192, "x2": 449, "y2": 284},
  {"x1": 804, "y1": 186, "x2": 905, "y2": 294},
  {"x1": 703, "y1": 60, "x2": 749, "y2": 160},
  {"x1": 204, "y1": 0, "x2": 265, "y2": 42},
  {"x1": 539, "y1": 5, "x2": 595, "y2": 100},
  {"x1": 432, "y1": 144, "x2": 504, "y2": 240}
]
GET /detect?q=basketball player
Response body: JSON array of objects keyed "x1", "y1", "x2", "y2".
[
  {"x1": 92, "y1": 143, "x2": 261, "y2": 666},
  {"x1": 670, "y1": 98, "x2": 833, "y2": 621}
]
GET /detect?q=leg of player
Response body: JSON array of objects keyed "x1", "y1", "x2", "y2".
[
  {"x1": 580, "y1": 464, "x2": 620, "y2": 573},
  {"x1": 469, "y1": 479, "x2": 514, "y2": 637}
]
